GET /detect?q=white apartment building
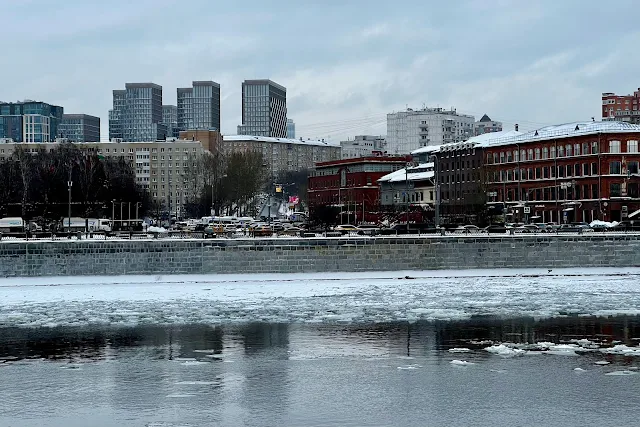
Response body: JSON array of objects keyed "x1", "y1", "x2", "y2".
[
  {"x1": 340, "y1": 135, "x2": 386, "y2": 159},
  {"x1": 222, "y1": 135, "x2": 341, "y2": 177},
  {"x1": 386, "y1": 107, "x2": 475, "y2": 155}
]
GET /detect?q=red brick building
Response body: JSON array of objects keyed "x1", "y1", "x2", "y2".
[
  {"x1": 602, "y1": 89, "x2": 640, "y2": 124},
  {"x1": 482, "y1": 122, "x2": 640, "y2": 224},
  {"x1": 308, "y1": 156, "x2": 410, "y2": 223}
]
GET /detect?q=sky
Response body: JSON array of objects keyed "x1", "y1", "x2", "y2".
[{"x1": 3, "y1": 0, "x2": 640, "y2": 141}]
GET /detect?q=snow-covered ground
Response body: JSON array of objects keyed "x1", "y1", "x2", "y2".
[{"x1": 1, "y1": 268, "x2": 640, "y2": 328}]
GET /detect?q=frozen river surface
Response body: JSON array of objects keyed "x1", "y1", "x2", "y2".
[
  {"x1": 2, "y1": 268, "x2": 640, "y2": 427},
  {"x1": 2, "y1": 268, "x2": 640, "y2": 327}
]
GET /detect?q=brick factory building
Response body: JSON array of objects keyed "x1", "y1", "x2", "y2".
[
  {"x1": 307, "y1": 156, "x2": 410, "y2": 224},
  {"x1": 481, "y1": 121, "x2": 640, "y2": 224}
]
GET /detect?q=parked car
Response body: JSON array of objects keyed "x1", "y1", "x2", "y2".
[
  {"x1": 453, "y1": 225, "x2": 484, "y2": 234},
  {"x1": 356, "y1": 224, "x2": 380, "y2": 235},
  {"x1": 484, "y1": 224, "x2": 508, "y2": 234},
  {"x1": 334, "y1": 224, "x2": 358, "y2": 235},
  {"x1": 514, "y1": 224, "x2": 543, "y2": 233}
]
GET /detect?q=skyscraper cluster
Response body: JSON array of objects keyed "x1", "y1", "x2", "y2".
[{"x1": 108, "y1": 79, "x2": 289, "y2": 142}]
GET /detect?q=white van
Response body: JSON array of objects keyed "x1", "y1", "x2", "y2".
[{"x1": 0, "y1": 217, "x2": 25, "y2": 233}]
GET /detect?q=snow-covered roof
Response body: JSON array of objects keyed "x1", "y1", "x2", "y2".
[
  {"x1": 473, "y1": 121, "x2": 640, "y2": 149},
  {"x1": 411, "y1": 121, "x2": 640, "y2": 154},
  {"x1": 411, "y1": 144, "x2": 444, "y2": 155},
  {"x1": 377, "y1": 163, "x2": 435, "y2": 183},
  {"x1": 224, "y1": 135, "x2": 340, "y2": 147}
]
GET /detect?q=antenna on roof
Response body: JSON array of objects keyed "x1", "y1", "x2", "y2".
[{"x1": 592, "y1": 117, "x2": 595, "y2": 122}]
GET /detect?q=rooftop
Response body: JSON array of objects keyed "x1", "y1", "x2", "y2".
[
  {"x1": 242, "y1": 79, "x2": 286, "y2": 92},
  {"x1": 378, "y1": 163, "x2": 435, "y2": 183},
  {"x1": 315, "y1": 155, "x2": 411, "y2": 168},
  {"x1": 224, "y1": 135, "x2": 339, "y2": 148}
]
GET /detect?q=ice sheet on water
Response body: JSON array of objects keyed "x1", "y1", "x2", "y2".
[
  {"x1": 450, "y1": 360, "x2": 475, "y2": 366},
  {"x1": 2, "y1": 268, "x2": 640, "y2": 327}
]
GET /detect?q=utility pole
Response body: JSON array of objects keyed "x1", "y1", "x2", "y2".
[{"x1": 405, "y1": 162, "x2": 410, "y2": 233}]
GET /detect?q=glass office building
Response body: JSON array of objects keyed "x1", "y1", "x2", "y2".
[
  {"x1": 58, "y1": 114, "x2": 100, "y2": 142},
  {"x1": 0, "y1": 101, "x2": 63, "y2": 142},
  {"x1": 237, "y1": 79, "x2": 287, "y2": 138},
  {"x1": 162, "y1": 105, "x2": 179, "y2": 138},
  {"x1": 177, "y1": 81, "x2": 220, "y2": 132},
  {"x1": 108, "y1": 83, "x2": 166, "y2": 142}
]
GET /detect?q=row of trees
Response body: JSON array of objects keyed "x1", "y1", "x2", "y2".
[
  {"x1": 183, "y1": 150, "x2": 265, "y2": 218},
  {"x1": 0, "y1": 144, "x2": 150, "y2": 220}
]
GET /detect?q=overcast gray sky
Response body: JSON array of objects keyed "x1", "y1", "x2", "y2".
[{"x1": 3, "y1": 0, "x2": 639, "y2": 141}]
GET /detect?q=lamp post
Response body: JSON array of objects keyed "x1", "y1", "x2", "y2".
[{"x1": 67, "y1": 167, "x2": 73, "y2": 230}]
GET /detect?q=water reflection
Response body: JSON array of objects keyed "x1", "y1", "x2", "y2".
[
  {"x1": 1, "y1": 317, "x2": 640, "y2": 427},
  {"x1": 2, "y1": 316, "x2": 640, "y2": 363}
]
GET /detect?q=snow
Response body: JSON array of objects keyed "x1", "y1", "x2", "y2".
[
  {"x1": 224, "y1": 135, "x2": 339, "y2": 147},
  {"x1": 2, "y1": 268, "x2": 640, "y2": 327},
  {"x1": 590, "y1": 220, "x2": 619, "y2": 228},
  {"x1": 450, "y1": 360, "x2": 475, "y2": 366},
  {"x1": 448, "y1": 348, "x2": 472, "y2": 353},
  {"x1": 377, "y1": 163, "x2": 434, "y2": 183},
  {"x1": 600, "y1": 345, "x2": 640, "y2": 356},
  {"x1": 605, "y1": 370, "x2": 638, "y2": 376},
  {"x1": 484, "y1": 344, "x2": 526, "y2": 357},
  {"x1": 147, "y1": 226, "x2": 167, "y2": 233}
]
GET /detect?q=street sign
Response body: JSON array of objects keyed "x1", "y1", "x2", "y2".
[{"x1": 523, "y1": 207, "x2": 531, "y2": 214}]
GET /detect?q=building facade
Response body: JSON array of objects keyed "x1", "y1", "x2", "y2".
[
  {"x1": 474, "y1": 114, "x2": 503, "y2": 136},
  {"x1": 308, "y1": 156, "x2": 410, "y2": 223},
  {"x1": 0, "y1": 139, "x2": 205, "y2": 217},
  {"x1": 162, "y1": 105, "x2": 179, "y2": 139},
  {"x1": 237, "y1": 80, "x2": 287, "y2": 138},
  {"x1": 58, "y1": 114, "x2": 101, "y2": 142},
  {"x1": 482, "y1": 122, "x2": 640, "y2": 224},
  {"x1": 0, "y1": 101, "x2": 64, "y2": 143},
  {"x1": 109, "y1": 83, "x2": 166, "y2": 142},
  {"x1": 223, "y1": 135, "x2": 340, "y2": 178},
  {"x1": 386, "y1": 107, "x2": 475, "y2": 155},
  {"x1": 340, "y1": 135, "x2": 387, "y2": 159},
  {"x1": 287, "y1": 118, "x2": 295, "y2": 139},
  {"x1": 177, "y1": 81, "x2": 221, "y2": 132},
  {"x1": 377, "y1": 163, "x2": 435, "y2": 209},
  {"x1": 602, "y1": 89, "x2": 640, "y2": 124}
]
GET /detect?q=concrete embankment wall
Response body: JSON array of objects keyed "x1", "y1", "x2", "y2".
[{"x1": 0, "y1": 235, "x2": 638, "y2": 277}]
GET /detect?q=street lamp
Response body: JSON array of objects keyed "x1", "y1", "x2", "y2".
[{"x1": 67, "y1": 167, "x2": 73, "y2": 230}]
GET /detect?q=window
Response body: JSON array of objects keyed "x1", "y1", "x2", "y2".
[
  {"x1": 591, "y1": 141, "x2": 599, "y2": 154},
  {"x1": 629, "y1": 161, "x2": 639, "y2": 175},
  {"x1": 574, "y1": 144, "x2": 580, "y2": 156},
  {"x1": 520, "y1": 149, "x2": 526, "y2": 161},
  {"x1": 527, "y1": 149, "x2": 533, "y2": 160},
  {"x1": 609, "y1": 140, "x2": 621, "y2": 153},
  {"x1": 566, "y1": 144, "x2": 572, "y2": 157},
  {"x1": 528, "y1": 168, "x2": 534, "y2": 180},
  {"x1": 592, "y1": 184, "x2": 599, "y2": 199},
  {"x1": 558, "y1": 146, "x2": 565, "y2": 157},
  {"x1": 582, "y1": 142, "x2": 589, "y2": 155},
  {"x1": 558, "y1": 166, "x2": 565, "y2": 178},
  {"x1": 550, "y1": 146, "x2": 556, "y2": 158},
  {"x1": 542, "y1": 147, "x2": 548, "y2": 159},
  {"x1": 566, "y1": 165, "x2": 572, "y2": 177},
  {"x1": 535, "y1": 167, "x2": 541, "y2": 179},
  {"x1": 628, "y1": 140, "x2": 639, "y2": 153},
  {"x1": 534, "y1": 148, "x2": 541, "y2": 159},
  {"x1": 499, "y1": 152, "x2": 505, "y2": 163},
  {"x1": 543, "y1": 166, "x2": 549, "y2": 178},
  {"x1": 591, "y1": 162, "x2": 598, "y2": 175},
  {"x1": 574, "y1": 164, "x2": 580, "y2": 177},
  {"x1": 610, "y1": 161, "x2": 621, "y2": 174},
  {"x1": 629, "y1": 183, "x2": 639, "y2": 198},
  {"x1": 583, "y1": 163, "x2": 589, "y2": 176},
  {"x1": 551, "y1": 166, "x2": 556, "y2": 178},
  {"x1": 610, "y1": 183, "x2": 622, "y2": 197}
]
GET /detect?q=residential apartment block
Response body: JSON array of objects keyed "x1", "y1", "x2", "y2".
[
  {"x1": 0, "y1": 139, "x2": 206, "y2": 218},
  {"x1": 340, "y1": 135, "x2": 387, "y2": 159},
  {"x1": 602, "y1": 89, "x2": 640, "y2": 124},
  {"x1": 177, "y1": 81, "x2": 221, "y2": 132},
  {"x1": 386, "y1": 107, "x2": 474, "y2": 155},
  {"x1": 474, "y1": 114, "x2": 503, "y2": 136},
  {"x1": 58, "y1": 114, "x2": 101, "y2": 142},
  {"x1": 222, "y1": 135, "x2": 340, "y2": 178},
  {"x1": 109, "y1": 83, "x2": 166, "y2": 142},
  {"x1": 0, "y1": 100, "x2": 64, "y2": 143},
  {"x1": 237, "y1": 80, "x2": 287, "y2": 138}
]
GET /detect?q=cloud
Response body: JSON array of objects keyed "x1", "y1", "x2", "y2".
[{"x1": 1, "y1": 0, "x2": 640, "y2": 142}]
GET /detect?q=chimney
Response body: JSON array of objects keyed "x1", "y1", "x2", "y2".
[{"x1": 515, "y1": 124, "x2": 519, "y2": 131}]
